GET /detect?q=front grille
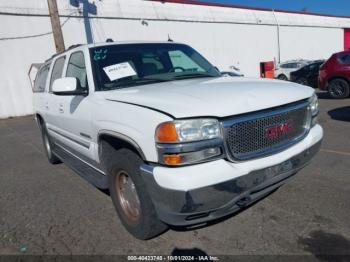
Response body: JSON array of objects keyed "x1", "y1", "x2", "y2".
[{"x1": 224, "y1": 101, "x2": 310, "y2": 161}]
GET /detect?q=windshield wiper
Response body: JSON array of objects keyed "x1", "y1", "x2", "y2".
[
  {"x1": 172, "y1": 73, "x2": 216, "y2": 80},
  {"x1": 107, "y1": 77, "x2": 171, "y2": 89}
]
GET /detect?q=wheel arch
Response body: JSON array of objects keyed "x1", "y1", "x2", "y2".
[
  {"x1": 277, "y1": 73, "x2": 288, "y2": 80},
  {"x1": 98, "y1": 130, "x2": 147, "y2": 163},
  {"x1": 35, "y1": 113, "x2": 45, "y2": 127},
  {"x1": 327, "y1": 76, "x2": 350, "y2": 88}
]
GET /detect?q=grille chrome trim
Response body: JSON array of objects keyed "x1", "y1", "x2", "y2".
[{"x1": 222, "y1": 100, "x2": 312, "y2": 162}]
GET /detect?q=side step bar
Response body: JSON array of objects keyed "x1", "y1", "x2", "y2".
[{"x1": 52, "y1": 145, "x2": 108, "y2": 189}]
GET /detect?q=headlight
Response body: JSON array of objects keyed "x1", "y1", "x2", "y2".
[
  {"x1": 309, "y1": 93, "x2": 319, "y2": 117},
  {"x1": 156, "y1": 119, "x2": 221, "y2": 143},
  {"x1": 155, "y1": 119, "x2": 223, "y2": 166}
]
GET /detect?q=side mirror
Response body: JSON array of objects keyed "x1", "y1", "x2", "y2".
[{"x1": 52, "y1": 77, "x2": 88, "y2": 96}]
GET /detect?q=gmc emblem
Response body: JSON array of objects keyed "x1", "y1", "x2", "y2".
[{"x1": 266, "y1": 123, "x2": 292, "y2": 139}]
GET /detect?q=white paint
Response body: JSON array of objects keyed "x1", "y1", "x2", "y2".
[
  {"x1": 102, "y1": 76, "x2": 314, "y2": 118},
  {"x1": 103, "y1": 62, "x2": 137, "y2": 81},
  {"x1": 52, "y1": 77, "x2": 77, "y2": 93},
  {"x1": 153, "y1": 124, "x2": 323, "y2": 191},
  {"x1": 0, "y1": 0, "x2": 349, "y2": 118}
]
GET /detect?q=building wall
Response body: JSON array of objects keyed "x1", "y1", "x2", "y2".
[{"x1": 0, "y1": 0, "x2": 348, "y2": 118}]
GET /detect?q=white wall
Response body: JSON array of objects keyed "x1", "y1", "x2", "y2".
[
  {"x1": 0, "y1": 0, "x2": 348, "y2": 118},
  {"x1": 279, "y1": 26, "x2": 344, "y2": 61}
]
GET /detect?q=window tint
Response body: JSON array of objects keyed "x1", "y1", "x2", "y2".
[
  {"x1": 141, "y1": 52, "x2": 165, "y2": 75},
  {"x1": 33, "y1": 63, "x2": 51, "y2": 92},
  {"x1": 66, "y1": 52, "x2": 88, "y2": 90},
  {"x1": 90, "y1": 43, "x2": 219, "y2": 91},
  {"x1": 168, "y1": 50, "x2": 205, "y2": 72},
  {"x1": 280, "y1": 64, "x2": 288, "y2": 69},
  {"x1": 339, "y1": 54, "x2": 350, "y2": 64},
  {"x1": 50, "y1": 56, "x2": 66, "y2": 91}
]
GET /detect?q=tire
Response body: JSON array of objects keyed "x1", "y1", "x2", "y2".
[
  {"x1": 296, "y1": 77, "x2": 308, "y2": 86},
  {"x1": 102, "y1": 145, "x2": 168, "y2": 240},
  {"x1": 40, "y1": 123, "x2": 61, "y2": 164},
  {"x1": 328, "y1": 78, "x2": 350, "y2": 99},
  {"x1": 277, "y1": 74, "x2": 288, "y2": 81}
]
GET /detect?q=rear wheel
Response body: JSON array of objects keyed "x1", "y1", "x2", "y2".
[
  {"x1": 328, "y1": 78, "x2": 350, "y2": 99},
  {"x1": 103, "y1": 145, "x2": 168, "y2": 240},
  {"x1": 278, "y1": 74, "x2": 288, "y2": 81},
  {"x1": 40, "y1": 123, "x2": 61, "y2": 164}
]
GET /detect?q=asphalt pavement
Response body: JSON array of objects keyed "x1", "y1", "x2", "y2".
[{"x1": 0, "y1": 91, "x2": 349, "y2": 260}]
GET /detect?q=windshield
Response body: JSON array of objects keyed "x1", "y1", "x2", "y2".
[{"x1": 90, "y1": 43, "x2": 220, "y2": 90}]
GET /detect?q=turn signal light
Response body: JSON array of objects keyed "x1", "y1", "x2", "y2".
[
  {"x1": 156, "y1": 122, "x2": 178, "y2": 143},
  {"x1": 163, "y1": 154, "x2": 183, "y2": 165}
]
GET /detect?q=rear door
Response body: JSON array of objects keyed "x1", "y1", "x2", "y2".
[
  {"x1": 33, "y1": 62, "x2": 51, "y2": 116},
  {"x1": 308, "y1": 63, "x2": 322, "y2": 88},
  {"x1": 45, "y1": 55, "x2": 66, "y2": 131}
]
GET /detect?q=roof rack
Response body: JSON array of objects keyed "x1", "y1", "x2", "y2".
[{"x1": 45, "y1": 44, "x2": 83, "y2": 62}]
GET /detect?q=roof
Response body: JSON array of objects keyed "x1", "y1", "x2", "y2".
[
  {"x1": 47, "y1": 41, "x2": 184, "y2": 60},
  {"x1": 87, "y1": 40, "x2": 182, "y2": 48},
  {"x1": 148, "y1": 0, "x2": 350, "y2": 19}
]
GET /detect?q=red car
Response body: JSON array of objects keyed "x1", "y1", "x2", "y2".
[{"x1": 319, "y1": 50, "x2": 350, "y2": 99}]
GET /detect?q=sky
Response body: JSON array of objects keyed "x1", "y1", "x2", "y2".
[{"x1": 199, "y1": 0, "x2": 350, "y2": 17}]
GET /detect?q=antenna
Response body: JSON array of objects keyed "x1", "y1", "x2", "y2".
[{"x1": 167, "y1": 34, "x2": 173, "y2": 42}]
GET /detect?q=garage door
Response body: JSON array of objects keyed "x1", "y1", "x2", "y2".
[{"x1": 345, "y1": 29, "x2": 350, "y2": 50}]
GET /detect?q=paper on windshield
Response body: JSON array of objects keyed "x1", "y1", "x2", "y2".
[{"x1": 103, "y1": 62, "x2": 137, "y2": 81}]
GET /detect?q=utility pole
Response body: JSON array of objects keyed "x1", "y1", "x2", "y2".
[{"x1": 47, "y1": 0, "x2": 65, "y2": 53}]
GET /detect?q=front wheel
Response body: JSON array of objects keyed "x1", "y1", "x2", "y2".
[
  {"x1": 328, "y1": 79, "x2": 350, "y2": 99},
  {"x1": 277, "y1": 74, "x2": 288, "y2": 81},
  {"x1": 103, "y1": 146, "x2": 168, "y2": 240}
]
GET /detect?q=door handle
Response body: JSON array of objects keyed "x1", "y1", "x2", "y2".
[{"x1": 59, "y1": 104, "x2": 64, "y2": 113}]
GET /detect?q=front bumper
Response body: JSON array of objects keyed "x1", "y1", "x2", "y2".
[{"x1": 140, "y1": 140, "x2": 322, "y2": 226}]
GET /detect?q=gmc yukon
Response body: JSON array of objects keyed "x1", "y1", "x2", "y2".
[{"x1": 32, "y1": 41, "x2": 323, "y2": 239}]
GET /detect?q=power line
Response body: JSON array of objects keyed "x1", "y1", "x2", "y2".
[{"x1": 0, "y1": 16, "x2": 71, "y2": 41}]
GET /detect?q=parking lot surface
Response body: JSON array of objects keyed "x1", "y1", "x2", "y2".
[{"x1": 0, "y1": 91, "x2": 349, "y2": 258}]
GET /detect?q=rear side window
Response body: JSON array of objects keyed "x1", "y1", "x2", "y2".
[
  {"x1": 66, "y1": 52, "x2": 88, "y2": 90},
  {"x1": 33, "y1": 63, "x2": 51, "y2": 92},
  {"x1": 338, "y1": 54, "x2": 350, "y2": 64},
  {"x1": 280, "y1": 63, "x2": 291, "y2": 69},
  {"x1": 49, "y1": 56, "x2": 66, "y2": 91}
]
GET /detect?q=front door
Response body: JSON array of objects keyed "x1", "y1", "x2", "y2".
[{"x1": 54, "y1": 51, "x2": 94, "y2": 160}]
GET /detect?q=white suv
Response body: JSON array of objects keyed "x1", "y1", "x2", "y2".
[
  {"x1": 33, "y1": 41, "x2": 323, "y2": 239},
  {"x1": 275, "y1": 60, "x2": 310, "y2": 80}
]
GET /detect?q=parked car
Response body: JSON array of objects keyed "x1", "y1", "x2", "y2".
[
  {"x1": 33, "y1": 41, "x2": 323, "y2": 240},
  {"x1": 319, "y1": 50, "x2": 350, "y2": 99},
  {"x1": 275, "y1": 60, "x2": 310, "y2": 80},
  {"x1": 290, "y1": 60, "x2": 325, "y2": 88}
]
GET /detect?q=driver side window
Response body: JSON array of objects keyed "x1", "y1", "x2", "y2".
[{"x1": 66, "y1": 51, "x2": 88, "y2": 90}]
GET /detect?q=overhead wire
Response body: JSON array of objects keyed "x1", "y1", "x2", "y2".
[{"x1": 0, "y1": 11, "x2": 77, "y2": 41}]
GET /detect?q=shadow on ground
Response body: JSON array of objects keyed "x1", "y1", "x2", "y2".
[
  {"x1": 298, "y1": 230, "x2": 350, "y2": 262},
  {"x1": 172, "y1": 247, "x2": 211, "y2": 260},
  {"x1": 328, "y1": 106, "x2": 350, "y2": 122}
]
